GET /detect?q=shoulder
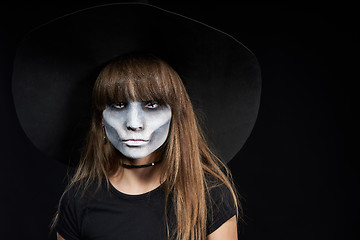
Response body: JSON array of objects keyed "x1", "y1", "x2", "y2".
[
  {"x1": 55, "y1": 180, "x2": 106, "y2": 240},
  {"x1": 206, "y1": 179, "x2": 236, "y2": 213},
  {"x1": 57, "y1": 179, "x2": 108, "y2": 221},
  {"x1": 57, "y1": 182, "x2": 87, "y2": 219},
  {"x1": 206, "y1": 174, "x2": 235, "y2": 204},
  {"x1": 61, "y1": 179, "x2": 107, "y2": 202},
  {"x1": 205, "y1": 174, "x2": 238, "y2": 236}
]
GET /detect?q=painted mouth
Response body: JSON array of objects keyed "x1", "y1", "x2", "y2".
[
  {"x1": 122, "y1": 139, "x2": 149, "y2": 142},
  {"x1": 122, "y1": 139, "x2": 149, "y2": 146}
]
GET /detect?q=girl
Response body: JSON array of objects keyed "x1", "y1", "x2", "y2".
[{"x1": 52, "y1": 53, "x2": 241, "y2": 240}]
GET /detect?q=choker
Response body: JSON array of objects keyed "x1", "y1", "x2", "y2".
[{"x1": 121, "y1": 159, "x2": 163, "y2": 169}]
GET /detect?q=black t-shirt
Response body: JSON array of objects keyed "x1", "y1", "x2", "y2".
[{"x1": 54, "y1": 178, "x2": 236, "y2": 240}]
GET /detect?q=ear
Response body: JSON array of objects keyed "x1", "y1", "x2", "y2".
[{"x1": 101, "y1": 118, "x2": 104, "y2": 125}]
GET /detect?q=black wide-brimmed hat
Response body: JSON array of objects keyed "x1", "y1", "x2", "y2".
[{"x1": 12, "y1": 3, "x2": 261, "y2": 166}]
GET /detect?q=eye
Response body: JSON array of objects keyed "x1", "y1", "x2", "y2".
[
  {"x1": 144, "y1": 101, "x2": 160, "y2": 109},
  {"x1": 111, "y1": 102, "x2": 126, "y2": 109}
]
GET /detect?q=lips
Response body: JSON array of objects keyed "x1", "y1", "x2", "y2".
[
  {"x1": 122, "y1": 139, "x2": 149, "y2": 142},
  {"x1": 122, "y1": 139, "x2": 149, "y2": 146}
]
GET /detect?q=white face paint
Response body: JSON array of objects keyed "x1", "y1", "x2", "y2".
[{"x1": 102, "y1": 100, "x2": 172, "y2": 160}]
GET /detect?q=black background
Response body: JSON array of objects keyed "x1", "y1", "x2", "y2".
[{"x1": 0, "y1": 2, "x2": 355, "y2": 240}]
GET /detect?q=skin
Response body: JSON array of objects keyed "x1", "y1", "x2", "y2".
[
  {"x1": 102, "y1": 100, "x2": 172, "y2": 160},
  {"x1": 207, "y1": 215, "x2": 238, "y2": 240},
  {"x1": 103, "y1": 100, "x2": 170, "y2": 195}
]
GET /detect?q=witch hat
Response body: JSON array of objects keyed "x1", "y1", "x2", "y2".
[{"x1": 12, "y1": 3, "x2": 261, "y2": 166}]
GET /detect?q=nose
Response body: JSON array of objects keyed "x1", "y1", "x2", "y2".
[{"x1": 125, "y1": 105, "x2": 143, "y2": 131}]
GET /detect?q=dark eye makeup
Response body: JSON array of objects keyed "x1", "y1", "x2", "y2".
[
  {"x1": 110, "y1": 101, "x2": 161, "y2": 110},
  {"x1": 144, "y1": 101, "x2": 160, "y2": 109},
  {"x1": 111, "y1": 102, "x2": 126, "y2": 109}
]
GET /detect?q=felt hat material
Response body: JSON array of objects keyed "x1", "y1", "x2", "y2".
[{"x1": 12, "y1": 3, "x2": 261, "y2": 165}]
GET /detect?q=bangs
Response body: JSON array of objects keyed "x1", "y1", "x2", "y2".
[{"x1": 93, "y1": 54, "x2": 175, "y2": 111}]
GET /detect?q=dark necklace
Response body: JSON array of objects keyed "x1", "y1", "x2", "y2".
[{"x1": 121, "y1": 159, "x2": 163, "y2": 169}]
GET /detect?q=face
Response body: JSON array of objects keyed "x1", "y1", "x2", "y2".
[{"x1": 102, "y1": 100, "x2": 172, "y2": 160}]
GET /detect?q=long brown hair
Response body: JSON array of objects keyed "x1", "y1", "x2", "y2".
[{"x1": 52, "y1": 53, "x2": 242, "y2": 240}]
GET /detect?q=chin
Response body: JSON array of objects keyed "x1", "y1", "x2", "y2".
[{"x1": 121, "y1": 150, "x2": 150, "y2": 160}]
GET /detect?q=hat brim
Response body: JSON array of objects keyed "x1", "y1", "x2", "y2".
[{"x1": 12, "y1": 3, "x2": 261, "y2": 165}]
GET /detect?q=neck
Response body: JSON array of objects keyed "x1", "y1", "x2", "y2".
[
  {"x1": 109, "y1": 152, "x2": 163, "y2": 195},
  {"x1": 121, "y1": 155, "x2": 162, "y2": 168}
]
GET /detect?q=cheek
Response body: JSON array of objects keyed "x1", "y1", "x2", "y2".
[
  {"x1": 146, "y1": 111, "x2": 172, "y2": 131},
  {"x1": 150, "y1": 118, "x2": 171, "y2": 143},
  {"x1": 103, "y1": 111, "x2": 125, "y2": 129},
  {"x1": 105, "y1": 124, "x2": 121, "y2": 141}
]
